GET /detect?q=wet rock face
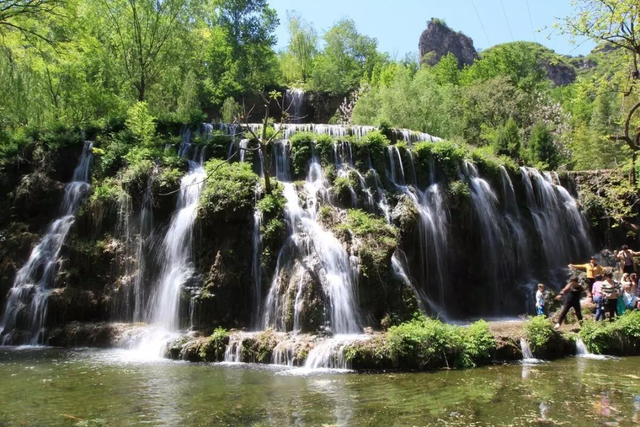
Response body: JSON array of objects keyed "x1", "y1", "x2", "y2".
[{"x1": 419, "y1": 19, "x2": 478, "y2": 67}]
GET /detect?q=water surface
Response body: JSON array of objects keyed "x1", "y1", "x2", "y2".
[{"x1": 1, "y1": 347, "x2": 639, "y2": 426}]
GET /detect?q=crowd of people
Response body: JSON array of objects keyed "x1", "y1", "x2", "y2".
[{"x1": 534, "y1": 246, "x2": 640, "y2": 330}]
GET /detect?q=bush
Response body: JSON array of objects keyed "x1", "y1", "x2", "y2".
[
  {"x1": 199, "y1": 327, "x2": 229, "y2": 362},
  {"x1": 523, "y1": 315, "x2": 554, "y2": 355},
  {"x1": 289, "y1": 132, "x2": 315, "y2": 176},
  {"x1": 385, "y1": 316, "x2": 493, "y2": 370},
  {"x1": 125, "y1": 102, "x2": 157, "y2": 147},
  {"x1": 580, "y1": 311, "x2": 640, "y2": 355},
  {"x1": 199, "y1": 160, "x2": 258, "y2": 218}
]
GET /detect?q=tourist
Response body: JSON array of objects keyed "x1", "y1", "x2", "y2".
[
  {"x1": 622, "y1": 284, "x2": 638, "y2": 312},
  {"x1": 601, "y1": 272, "x2": 621, "y2": 322},
  {"x1": 554, "y1": 276, "x2": 584, "y2": 330},
  {"x1": 592, "y1": 275, "x2": 606, "y2": 321},
  {"x1": 535, "y1": 284, "x2": 545, "y2": 316},
  {"x1": 631, "y1": 273, "x2": 639, "y2": 297},
  {"x1": 613, "y1": 250, "x2": 622, "y2": 273},
  {"x1": 569, "y1": 257, "x2": 605, "y2": 296},
  {"x1": 617, "y1": 245, "x2": 639, "y2": 274}
]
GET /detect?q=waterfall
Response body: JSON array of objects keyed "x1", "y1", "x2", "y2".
[
  {"x1": 575, "y1": 338, "x2": 607, "y2": 359},
  {"x1": 262, "y1": 156, "x2": 361, "y2": 334},
  {"x1": 387, "y1": 149, "x2": 450, "y2": 311},
  {"x1": 250, "y1": 202, "x2": 264, "y2": 329},
  {"x1": 133, "y1": 169, "x2": 156, "y2": 322},
  {"x1": 147, "y1": 138, "x2": 206, "y2": 332},
  {"x1": 520, "y1": 338, "x2": 541, "y2": 363},
  {"x1": 285, "y1": 88, "x2": 305, "y2": 124},
  {"x1": 499, "y1": 166, "x2": 530, "y2": 274},
  {"x1": 520, "y1": 167, "x2": 593, "y2": 272},
  {"x1": 465, "y1": 162, "x2": 509, "y2": 311},
  {"x1": 391, "y1": 250, "x2": 427, "y2": 315},
  {"x1": 0, "y1": 141, "x2": 93, "y2": 344},
  {"x1": 303, "y1": 337, "x2": 353, "y2": 370}
]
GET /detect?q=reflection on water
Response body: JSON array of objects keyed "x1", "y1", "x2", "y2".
[{"x1": 0, "y1": 347, "x2": 638, "y2": 426}]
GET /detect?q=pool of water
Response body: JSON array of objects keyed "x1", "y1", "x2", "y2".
[{"x1": 1, "y1": 347, "x2": 639, "y2": 426}]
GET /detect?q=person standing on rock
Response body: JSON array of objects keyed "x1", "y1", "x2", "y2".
[
  {"x1": 618, "y1": 245, "x2": 639, "y2": 274},
  {"x1": 569, "y1": 257, "x2": 605, "y2": 297},
  {"x1": 554, "y1": 276, "x2": 584, "y2": 330},
  {"x1": 592, "y1": 275, "x2": 606, "y2": 321},
  {"x1": 601, "y1": 271, "x2": 621, "y2": 322}
]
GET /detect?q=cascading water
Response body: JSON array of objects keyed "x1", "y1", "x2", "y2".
[
  {"x1": 285, "y1": 88, "x2": 305, "y2": 124},
  {"x1": 499, "y1": 166, "x2": 530, "y2": 274},
  {"x1": 133, "y1": 169, "x2": 156, "y2": 322},
  {"x1": 521, "y1": 167, "x2": 593, "y2": 273},
  {"x1": 465, "y1": 162, "x2": 510, "y2": 311},
  {"x1": 262, "y1": 170, "x2": 361, "y2": 334},
  {"x1": 0, "y1": 141, "x2": 93, "y2": 344},
  {"x1": 147, "y1": 138, "x2": 206, "y2": 333},
  {"x1": 387, "y1": 147, "x2": 450, "y2": 312}
]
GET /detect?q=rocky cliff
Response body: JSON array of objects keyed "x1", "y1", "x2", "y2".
[{"x1": 419, "y1": 19, "x2": 478, "y2": 67}]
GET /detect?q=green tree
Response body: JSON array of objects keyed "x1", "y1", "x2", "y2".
[
  {"x1": 177, "y1": 70, "x2": 202, "y2": 123},
  {"x1": 126, "y1": 101, "x2": 156, "y2": 147},
  {"x1": 493, "y1": 118, "x2": 521, "y2": 160},
  {"x1": 100, "y1": 0, "x2": 187, "y2": 101},
  {"x1": 310, "y1": 19, "x2": 385, "y2": 94},
  {"x1": 527, "y1": 123, "x2": 559, "y2": 169},
  {"x1": 281, "y1": 11, "x2": 317, "y2": 83}
]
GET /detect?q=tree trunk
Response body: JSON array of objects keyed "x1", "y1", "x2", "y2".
[{"x1": 632, "y1": 150, "x2": 637, "y2": 187}]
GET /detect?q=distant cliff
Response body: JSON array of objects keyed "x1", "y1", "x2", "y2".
[{"x1": 419, "y1": 19, "x2": 478, "y2": 68}]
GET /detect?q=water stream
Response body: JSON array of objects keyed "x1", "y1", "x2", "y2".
[{"x1": 0, "y1": 142, "x2": 94, "y2": 344}]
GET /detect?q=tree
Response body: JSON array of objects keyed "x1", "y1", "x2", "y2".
[
  {"x1": 176, "y1": 70, "x2": 202, "y2": 123},
  {"x1": 100, "y1": 0, "x2": 187, "y2": 101},
  {"x1": 527, "y1": 123, "x2": 560, "y2": 169},
  {"x1": 215, "y1": 0, "x2": 279, "y2": 94},
  {"x1": 310, "y1": 19, "x2": 384, "y2": 94},
  {"x1": 493, "y1": 118, "x2": 521, "y2": 160},
  {"x1": 562, "y1": 0, "x2": 640, "y2": 183},
  {"x1": 0, "y1": 0, "x2": 63, "y2": 46},
  {"x1": 281, "y1": 10, "x2": 317, "y2": 83}
]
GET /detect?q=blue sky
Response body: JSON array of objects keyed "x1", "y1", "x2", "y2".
[{"x1": 269, "y1": 0, "x2": 595, "y2": 57}]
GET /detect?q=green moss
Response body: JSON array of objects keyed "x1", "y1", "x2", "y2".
[
  {"x1": 353, "y1": 130, "x2": 389, "y2": 171},
  {"x1": 257, "y1": 185, "x2": 286, "y2": 272},
  {"x1": 413, "y1": 140, "x2": 466, "y2": 182},
  {"x1": 315, "y1": 134, "x2": 335, "y2": 164},
  {"x1": 199, "y1": 327, "x2": 229, "y2": 362},
  {"x1": 199, "y1": 160, "x2": 258, "y2": 218},
  {"x1": 337, "y1": 209, "x2": 397, "y2": 279},
  {"x1": 289, "y1": 132, "x2": 314, "y2": 177}
]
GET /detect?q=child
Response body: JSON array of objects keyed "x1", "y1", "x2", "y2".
[{"x1": 536, "y1": 283, "x2": 545, "y2": 316}]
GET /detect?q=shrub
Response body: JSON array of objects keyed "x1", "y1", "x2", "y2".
[
  {"x1": 386, "y1": 316, "x2": 463, "y2": 370},
  {"x1": 289, "y1": 132, "x2": 314, "y2": 176},
  {"x1": 580, "y1": 311, "x2": 640, "y2": 355},
  {"x1": 199, "y1": 160, "x2": 258, "y2": 218},
  {"x1": 199, "y1": 327, "x2": 229, "y2": 362},
  {"x1": 460, "y1": 320, "x2": 495, "y2": 368},
  {"x1": 125, "y1": 102, "x2": 157, "y2": 147},
  {"x1": 523, "y1": 315, "x2": 554, "y2": 355}
]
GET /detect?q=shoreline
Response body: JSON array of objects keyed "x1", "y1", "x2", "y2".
[{"x1": 4, "y1": 313, "x2": 638, "y2": 372}]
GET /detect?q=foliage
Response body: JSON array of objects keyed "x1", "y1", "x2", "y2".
[
  {"x1": 289, "y1": 132, "x2": 315, "y2": 176},
  {"x1": 527, "y1": 123, "x2": 561, "y2": 170},
  {"x1": 125, "y1": 102, "x2": 157, "y2": 147},
  {"x1": 523, "y1": 315, "x2": 555, "y2": 356},
  {"x1": 280, "y1": 11, "x2": 317, "y2": 84},
  {"x1": 199, "y1": 327, "x2": 229, "y2": 361},
  {"x1": 200, "y1": 159, "x2": 258, "y2": 218},
  {"x1": 385, "y1": 316, "x2": 495, "y2": 370},
  {"x1": 221, "y1": 97, "x2": 240, "y2": 124},
  {"x1": 493, "y1": 118, "x2": 521, "y2": 160},
  {"x1": 580, "y1": 311, "x2": 640, "y2": 354}
]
